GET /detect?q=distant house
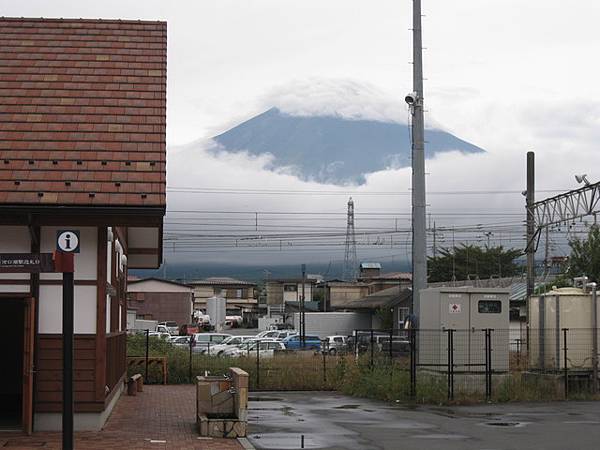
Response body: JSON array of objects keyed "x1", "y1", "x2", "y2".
[
  {"x1": 127, "y1": 278, "x2": 193, "y2": 327},
  {"x1": 265, "y1": 277, "x2": 320, "y2": 305},
  {"x1": 360, "y1": 271, "x2": 413, "y2": 294},
  {"x1": 0, "y1": 18, "x2": 166, "y2": 432},
  {"x1": 342, "y1": 286, "x2": 412, "y2": 330},
  {"x1": 323, "y1": 281, "x2": 370, "y2": 309},
  {"x1": 187, "y1": 277, "x2": 258, "y2": 323}
]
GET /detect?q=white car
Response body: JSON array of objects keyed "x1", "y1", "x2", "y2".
[
  {"x1": 158, "y1": 321, "x2": 179, "y2": 335},
  {"x1": 200, "y1": 335, "x2": 255, "y2": 356},
  {"x1": 256, "y1": 330, "x2": 285, "y2": 339},
  {"x1": 169, "y1": 335, "x2": 192, "y2": 347},
  {"x1": 148, "y1": 331, "x2": 171, "y2": 340},
  {"x1": 226, "y1": 339, "x2": 285, "y2": 358},
  {"x1": 191, "y1": 333, "x2": 232, "y2": 352}
]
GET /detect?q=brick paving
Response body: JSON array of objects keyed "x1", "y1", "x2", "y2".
[{"x1": 0, "y1": 385, "x2": 243, "y2": 450}]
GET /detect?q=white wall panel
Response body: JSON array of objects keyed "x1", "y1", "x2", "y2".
[{"x1": 39, "y1": 285, "x2": 97, "y2": 334}]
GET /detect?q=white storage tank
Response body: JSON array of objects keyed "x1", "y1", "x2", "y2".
[
  {"x1": 529, "y1": 287, "x2": 599, "y2": 371},
  {"x1": 418, "y1": 287, "x2": 510, "y2": 372},
  {"x1": 206, "y1": 296, "x2": 227, "y2": 332}
]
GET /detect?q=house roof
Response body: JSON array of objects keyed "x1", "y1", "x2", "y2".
[
  {"x1": 188, "y1": 277, "x2": 256, "y2": 287},
  {"x1": 128, "y1": 277, "x2": 192, "y2": 288},
  {"x1": 360, "y1": 272, "x2": 413, "y2": 281},
  {"x1": 0, "y1": 18, "x2": 166, "y2": 208},
  {"x1": 342, "y1": 286, "x2": 412, "y2": 310}
]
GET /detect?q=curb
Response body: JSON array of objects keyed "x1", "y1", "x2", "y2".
[{"x1": 238, "y1": 437, "x2": 256, "y2": 449}]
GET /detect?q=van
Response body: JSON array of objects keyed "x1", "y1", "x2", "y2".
[
  {"x1": 191, "y1": 333, "x2": 232, "y2": 352},
  {"x1": 282, "y1": 334, "x2": 321, "y2": 351}
]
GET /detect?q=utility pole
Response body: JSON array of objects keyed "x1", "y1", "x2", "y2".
[
  {"x1": 543, "y1": 226, "x2": 550, "y2": 278},
  {"x1": 410, "y1": 0, "x2": 427, "y2": 319},
  {"x1": 301, "y1": 264, "x2": 306, "y2": 349},
  {"x1": 526, "y1": 151, "x2": 535, "y2": 300},
  {"x1": 432, "y1": 221, "x2": 437, "y2": 257}
]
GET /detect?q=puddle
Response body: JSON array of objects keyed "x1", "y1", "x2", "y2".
[{"x1": 334, "y1": 404, "x2": 360, "y2": 409}]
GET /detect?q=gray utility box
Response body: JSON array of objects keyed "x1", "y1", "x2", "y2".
[{"x1": 418, "y1": 287, "x2": 510, "y2": 372}]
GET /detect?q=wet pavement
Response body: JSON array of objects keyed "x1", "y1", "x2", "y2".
[{"x1": 247, "y1": 391, "x2": 600, "y2": 450}]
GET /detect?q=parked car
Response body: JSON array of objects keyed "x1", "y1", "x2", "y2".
[
  {"x1": 179, "y1": 323, "x2": 200, "y2": 336},
  {"x1": 191, "y1": 333, "x2": 231, "y2": 352},
  {"x1": 322, "y1": 335, "x2": 348, "y2": 355},
  {"x1": 275, "y1": 330, "x2": 297, "y2": 340},
  {"x1": 158, "y1": 321, "x2": 179, "y2": 335},
  {"x1": 256, "y1": 330, "x2": 287, "y2": 339},
  {"x1": 225, "y1": 315, "x2": 243, "y2": 328},
  {"x1": 170, "y1": 335, "x2": 192, "y2": 347},
  {"x1": 156, "y1": 324, "x2": 171, "y2": 334},
  {"x1": 348, "y1": 332, "x2": 391, "y2": 353},
  {"x1": 221, "y1": 338, "x2": 270, "y2": 357},
  {"x1": 282, "y1": 334, "x2": 321, "y2": 351},
  {"x1": 226, "y1": 339, "x2": 285, "y2": 358},
  {"x1": 200, "y1": 335, "x2": 255, "y2": 355},
  {"x1": 380, "y1": 337, "x2": 411, "y2": 357},
  {"x1": 148, "y1": 331, "x2": 171, "y2": 340}
]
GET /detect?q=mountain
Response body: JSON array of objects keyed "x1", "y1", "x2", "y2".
[{"x1": 213, "y1": 107, "x2": 485, "y2": 184}]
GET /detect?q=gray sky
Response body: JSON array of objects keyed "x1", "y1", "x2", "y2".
[{"x1": 4, "y1": 1, "x2": 600, "y2": 266}]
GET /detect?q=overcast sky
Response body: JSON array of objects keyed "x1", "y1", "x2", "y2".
[{"x1": 3, "y1": 1, "x2": 600, "y2": 267}]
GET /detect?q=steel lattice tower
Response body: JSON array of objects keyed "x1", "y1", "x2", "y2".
[{"x1": 343, "y1": 197, "x2": 358, "y2": 281}]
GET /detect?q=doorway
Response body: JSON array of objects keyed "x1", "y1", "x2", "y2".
[{"x1": 0, "y1": 298, "x2": 24, "y2": 429}]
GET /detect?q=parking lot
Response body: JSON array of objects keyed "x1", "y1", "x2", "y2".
[{"x1": 248, "y1": 391, "x2": 600, "y2": 450}]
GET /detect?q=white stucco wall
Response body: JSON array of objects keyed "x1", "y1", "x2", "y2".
[{"x1": 38, "y1": 285, "x2": 97, "y2": 334}]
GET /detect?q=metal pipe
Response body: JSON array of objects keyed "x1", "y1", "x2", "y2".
[{"x1": 588, "y1": 283, "x2": 598, "y2": 394}]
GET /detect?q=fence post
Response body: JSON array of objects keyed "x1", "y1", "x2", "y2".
[
  {"x1": 322, "y1": 351, "x2": 327, "y2": 384},
  {"x1": 145, "y1": 329, "x2": 149, "y2": 381},
  {"x1": 256, "y1": 342, "x2": 260, "y2": 390},
  {"x1": 447, "y1": 329, "x2": 454, "y2": 401},
  {"x1": 410, "y1": 328, "x2": 416, "y2": 398},
  {"x1": 188, "y1": 337, "x2": 193, "y2": 383},
  {"x1": 370, "y1": 329, "x2": 374, "y2": 370},
  {"x1": 485, "y1": 329, "x2": 492, "y2": 400},
  {"x1": 563, "y1": 328, "x2": 569, "y2": 399},
  {"x1": 389, "y1": 328, "x2": 393, "y2": 365}
]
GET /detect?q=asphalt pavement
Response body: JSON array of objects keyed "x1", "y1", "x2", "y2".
[{"x1": 247, "y1": 391, "x2": 600, "y2": 450}]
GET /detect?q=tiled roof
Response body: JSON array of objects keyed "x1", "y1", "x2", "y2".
[
  {"x1": 188, "y1": 277, "x2": 256, "y2": 286},
  {"x1": 0, "y1": 18, "x2": 166, "y2": 207}
]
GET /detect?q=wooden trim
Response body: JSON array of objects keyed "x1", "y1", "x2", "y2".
[
  {"x1": 114, "y1": 227, "x2": 127, "y2": 253},
  {"x1": 0, "y1": 279, "x2": 96, "y2": 286},
  {"x1": 0, "y1": 292, "x2": 30, "y2": 298},
  {"x1": 0, "y1": 279, "x2": 30, "y2": 285},
  {"x1": 95, "y1": 226, "x2": 107, "y2": 402},
  {"x1": 29, "y1": 224, "x2": 39, "y2": 434}
]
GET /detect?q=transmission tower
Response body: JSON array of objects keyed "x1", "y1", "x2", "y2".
[{"x1": 343, "y1": 197, "x2": 359, "y2": 281}]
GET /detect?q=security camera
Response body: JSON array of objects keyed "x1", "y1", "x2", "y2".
[{"x1": 405, "y1": 92, "x2": 419, "y2": 105}]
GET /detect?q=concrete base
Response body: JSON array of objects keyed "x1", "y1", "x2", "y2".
[
  {"x1": 34, "y1": 382, "x2": 124, "y2": 431},
  {"x1": 198, "y1": 413, "x2": 247, "y2": 438}
]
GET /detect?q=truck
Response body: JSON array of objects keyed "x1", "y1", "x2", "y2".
[
  {"x1": 292, "y1": 312, "x2": 372, "y2": 339},
  {"x1": 130, "y1": 319, "x2": 158, "y2": 333}
]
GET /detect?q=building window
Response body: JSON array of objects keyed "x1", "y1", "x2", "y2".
[
  {"x1": 284, "y1": 284, "x2": 297, "y2": 292},
  {"x1": 478, "y1": 300, "x2": 502, "y2": 314}
]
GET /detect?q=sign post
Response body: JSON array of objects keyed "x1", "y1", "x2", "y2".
[{"x1": 56, "y1": 230, "x2": 79, "y2": 450}]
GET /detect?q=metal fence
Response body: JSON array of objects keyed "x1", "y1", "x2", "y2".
[
  {"x1": 352, "y1": 327, "x2": 600, "y2": 401},
  {"x1": 128, "y1": 327, "x2": 600, "y2": 401}
]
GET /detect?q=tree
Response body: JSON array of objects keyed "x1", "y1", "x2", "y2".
[
  {"x1": 428, "y1": 244, "x2": 522, "y2": 283},
  {"x1": 567, "y1": 225, "x2": 600, "y2": 283}
]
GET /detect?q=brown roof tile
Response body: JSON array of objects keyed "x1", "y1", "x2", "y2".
[{"x1": 0, "y1": 17, "x2": 166, "y2": 208}]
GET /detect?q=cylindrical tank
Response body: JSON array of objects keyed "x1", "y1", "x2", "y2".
[{"x1": 529, "y1": 287, "x2": 599, "y2": 370}]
